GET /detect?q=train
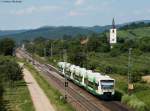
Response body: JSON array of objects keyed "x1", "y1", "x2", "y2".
[{"x1": 57, "y1": 62, "x2": 115, "y2": 97}]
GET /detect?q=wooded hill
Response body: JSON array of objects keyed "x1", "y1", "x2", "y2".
[{"x1": 1, "y1": 20, "x2": 150, "y2": 41}]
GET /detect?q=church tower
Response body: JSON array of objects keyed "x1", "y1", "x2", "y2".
[{"x1": 109, "y1": 18, "x2": 117, "y2": 48}]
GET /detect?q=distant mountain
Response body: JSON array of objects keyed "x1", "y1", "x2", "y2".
[
  {"x1": 0, "y1": 26, "x2": 97, "y2": 41},
  {"x1": 85, "y1": 25, "x2": 110, "y2": 33},
  {"x1": 119, "y1": 20, "x2": 150, "y2": 26},
  {"x1": 0, "y1": 30, "x2": 27, "y2": 36},
  {"x1": 0, "y1": 20, "x2": 150, "y2": 41},
  {"x1": 0, "y1": 25, "x2": 114, "y2": 41}
]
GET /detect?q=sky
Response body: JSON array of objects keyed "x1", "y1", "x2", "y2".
[{"x1": 0, "y1": 0, "x2": 150, "y2": 30}]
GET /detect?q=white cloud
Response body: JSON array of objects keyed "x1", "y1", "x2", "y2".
[
  {"x1": 10, "y1": 5, "x2": 61, "y2": 15},
  {"x1": 69, "y1": 10, "x2": 85, "y2": 16},
  {"x1": 75, "y1": 0, "x2": 85, "y2": 6},
  {"x1": 147, "y1": 10, "x2": 150, "y2": 13},
  {"x1": 133, "y1": 10, "x2": 142, "y2": 15}
]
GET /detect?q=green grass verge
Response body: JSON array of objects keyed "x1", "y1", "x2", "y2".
[
  {"x1": 110, "y1": 74, "x2": 150, "y2": 111},
  {"x1": 3, "y1": 80, "x2": 35, "y2": 111},
  {"x1": 122, "y1": 95, "x2": 148, "y2": 111},
  {"x1": 25, "y1": 62, "x2": 75, "y2": 111}
]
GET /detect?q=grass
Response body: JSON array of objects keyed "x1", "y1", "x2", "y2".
[
  {"x1": 25, "y1": 62, "x2": 75, "y2": 111},
  {"x1": 109, "y1": 74, "x2": 150, "y2": 111},
  {"x1": 110, "y1": 74, "x2": 128, "y2": 93},
  {"x1": 122, "y1": 95, "x2": 148, "y2": 111},
  {"x1": 3, "y1": 80, "x2": 35, "y2": 111}
]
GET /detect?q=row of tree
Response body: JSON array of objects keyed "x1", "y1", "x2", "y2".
[
  {"x1": 0, "y1": 38, "x2": 22, "y2": 111},
  {"x1": 120, "y1": 22, "x2": 150, "y2": 30},
  {"x1": 25, "y1": 32, "x2": 150, "y2": 58},
  {"x1": 24, "y1": 33, "x2": 150, "y2": 82}
]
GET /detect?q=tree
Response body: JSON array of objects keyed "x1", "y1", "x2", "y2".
[
  {"x1": 33, "y1": 37, "x2": 47, "y2": 44},
  {"x1": 139, "y1": 37, "x2": 150, "y2": 52},
  {"x1": 87, "y1": 36, "x2": 102, "y2": 52},
  {"x1": 0, "y1": 56, "x2": 23, "y2": 110},
  {"x1": 69, "y1": 51, "x2": 87, "y2": 67},
  {"x1": 0, "y1": 38, "x2": 15, "y2": 56},
  {"x1": 0, "y1": 80, "x2": 4, "y2": 110},
  {"x1": 73, "y1": 52, "x2": 87, "y2": 67},
  {"x1": 0, "y1": 80, "x2": 3, "y2": 101},
  {"x1": 0, "y1": 57, "x2": 23, "y2": 82},
  {"x1": 121, "y1": 39, "x2": 137, "y2": 52}
]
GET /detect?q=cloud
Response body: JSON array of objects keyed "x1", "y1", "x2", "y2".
[
  {"x1": 69, "y1": 10, "x2": 85, "y2": 16},
  {"x1": 10, "y1": 5, "x2": 61, "y2": 15},
  {"x1": 75, "y1": 0, "x2": 85, "y2": 5}
]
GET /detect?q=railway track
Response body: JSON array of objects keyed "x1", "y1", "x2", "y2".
[
  {"x1": 38, "y1": 63, "x2": 102, "y2": 111},
  {"x1": 17, "y1": 49, "x2": 133, "y2": 111},
  {"x1": 45, "y1": 64, "x2": 132, "y2": 111}
]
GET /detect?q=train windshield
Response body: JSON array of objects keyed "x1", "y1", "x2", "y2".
[{"x1": 101, "y1": 80, "x2": 114, "y2": 89}]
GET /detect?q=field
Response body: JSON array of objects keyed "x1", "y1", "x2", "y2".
[
  {"x1": 3, "y1": 80, "x2": 35, "y2": 111},
  {"x1": 88, "y1": 52, "x2": 150, "y2": 75}
]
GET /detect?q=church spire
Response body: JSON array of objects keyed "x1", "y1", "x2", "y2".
[{"x1": 112, "y1": 18, "x2": 115, "y2": 29}]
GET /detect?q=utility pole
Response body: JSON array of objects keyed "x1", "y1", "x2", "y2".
[
  {"x1": 63, "y1": 49, "x2": 68, "y2": 100},
  {"x1": 128, "y1": 48, "x2": 133, "y2": 94},
  {"x1": 61, "y1": 35, "x2": 68, "y2": 100}
]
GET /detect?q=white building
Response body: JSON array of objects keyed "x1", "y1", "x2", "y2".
[{"x1": 109, "y1": 18, "x2": 117, "y2": 48}]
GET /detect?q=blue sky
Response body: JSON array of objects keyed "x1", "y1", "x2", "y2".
[{"x1": 0, "y1": 0, "x2": 150, "y2": 30}]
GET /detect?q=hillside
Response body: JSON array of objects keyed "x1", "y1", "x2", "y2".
[
  {"x1": 118, "y1": 27, "x2": 150, "y2": 38},
  {"x1": 1, "y1": 20, "x2": 150, "y2": 41},
  {"x1": 0, "y1": 30, "x2": 27, "y2": 36},
  {"x1": 103, "y1": 26, "x2": 150, "y2": 39},
  {"x1": 0, "y1": 26, "x2": 98, "y2": 41}
]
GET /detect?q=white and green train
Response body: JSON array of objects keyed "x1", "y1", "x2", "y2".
[{"x1": 58, "y1": 62, "x2": 115, "y2": 97}]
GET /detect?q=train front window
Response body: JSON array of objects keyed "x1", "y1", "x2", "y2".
[{"x1": 101, "y1": 80, "x2": 114, "y2": 89}]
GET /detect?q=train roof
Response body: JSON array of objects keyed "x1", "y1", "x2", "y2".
[{"x1": 58, "y1": 62, "x2": 115, "y2": 82}]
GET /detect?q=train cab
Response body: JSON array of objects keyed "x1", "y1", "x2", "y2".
[{"x1": 99, "y1": 77, "x2": 115, "y2": 96}]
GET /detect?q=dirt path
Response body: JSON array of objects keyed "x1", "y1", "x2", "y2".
[{"x1": 23, "y1": 68, "x2": 55, "y2": 111}]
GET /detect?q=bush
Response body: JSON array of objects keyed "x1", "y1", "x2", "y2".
[
  {"x1": 122, "y1": 94, "x2": 130, "y2": 104},
  {"x1": 0, "y1": 38, "x2": 15, "y2": 56},
  {"x1": 0, "y1": 81, "x2": 4, "y2": 100},
  {"x1": 87, "y1": 60, "x2": 99, "y2": 70},
  {"x1": 133, "y1": 49, "x2": 143, "y2": 56},
  {"x1": 132, "y1": 71, "x2": 141, "y2": 82},
  {"x1": 122, "y1": 95, "x2": 148, "y2": 111},
  {"x1": 110, "y1": 48, "x2": 120, "y2": 57},
  {"x1": 113, "y1": 90, "x2": 123, "y2": 101},
  {"x1": 0, "y1": 56, "x2": 23, "y2": 82}
]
